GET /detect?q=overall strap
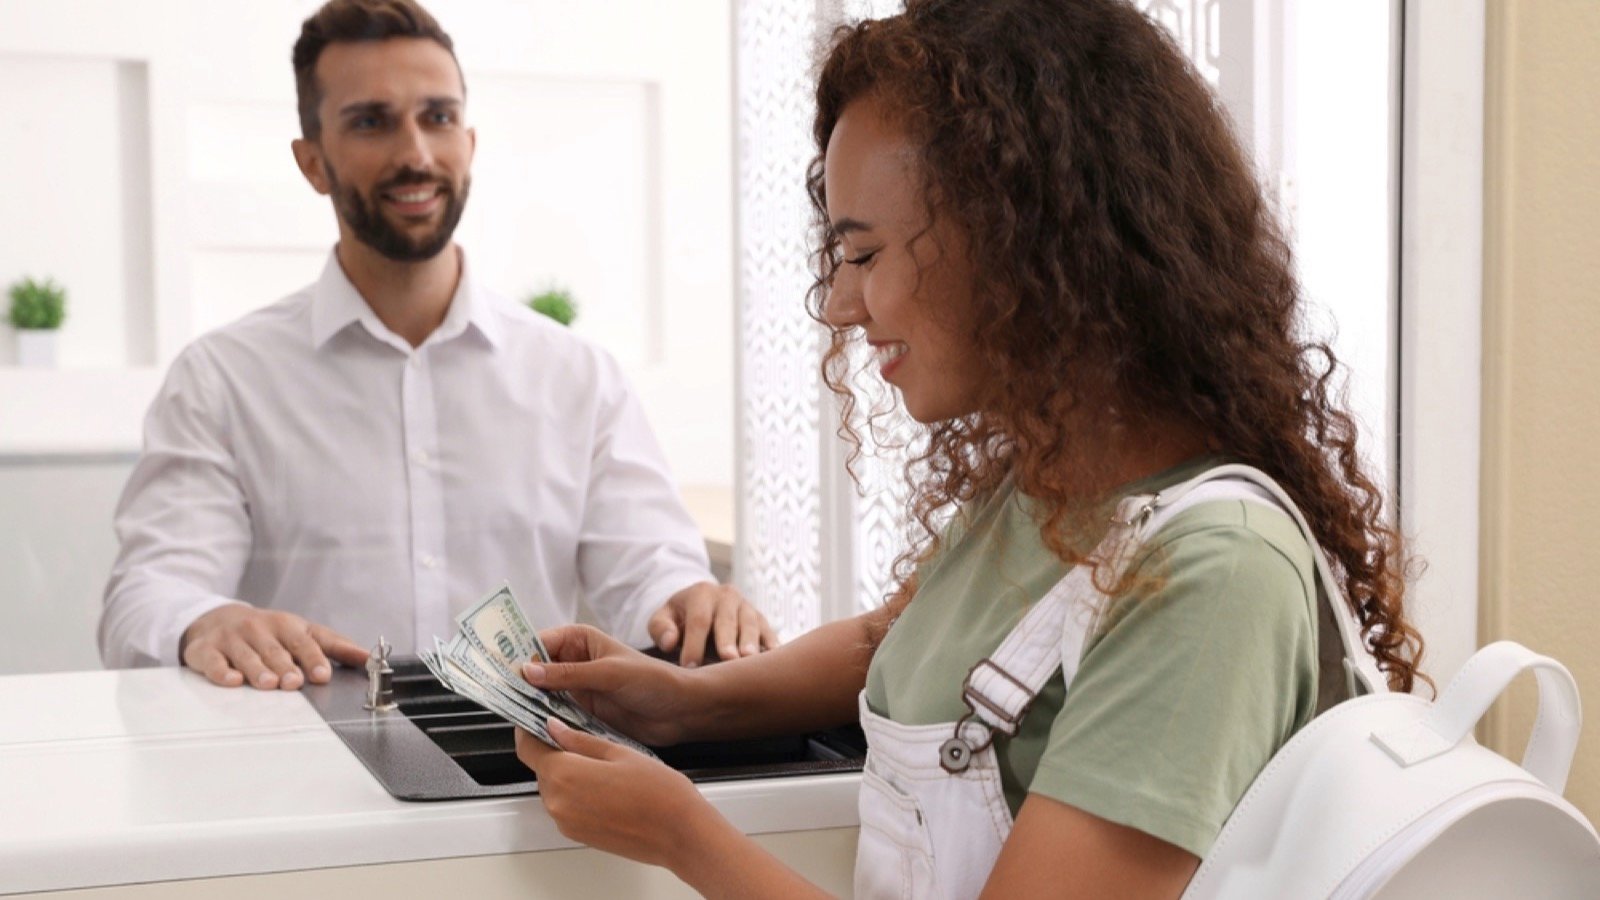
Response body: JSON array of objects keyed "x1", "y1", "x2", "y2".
[
  {"x1": 960, "y1": 478, "x2": 1261, "y2": 738},
  {"x1": 958, "y1": 566, "x2": 1091, "y2": 740}
]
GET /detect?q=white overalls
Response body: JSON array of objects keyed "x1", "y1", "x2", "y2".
[{"x1": 852, "y1": 476, "x2": 1283, "y2": 900}]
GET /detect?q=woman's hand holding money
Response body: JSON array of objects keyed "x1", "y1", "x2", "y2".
[{"x1": 522, "y1": 624, "x2": 703, "y2": 746}]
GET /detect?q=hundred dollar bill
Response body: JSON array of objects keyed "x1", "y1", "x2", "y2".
[
  {"x1": 433, "y1": 652, "x2": 557, "y2": 748},
  {"x1": 420, "y1": 637, "x2": 456, "y2": 690},
  {"x1": 454, "y1": 585, "x2": 540, "y2": 673},
  {"x1": 461, "y1": 587, "x2": 608, "y2": 722},
  {"x1": 444, "y1": 631, "x2": 591, "y2": 732},
  {"x1": 451, "y1": 588, "x2": 598, "y2": 725},
  {"x1": 463, "y1": 586, "x2": 655, "y2": 756},
  {"x1": 435, "y1": 583, "x2": 656, "y2": 758}
]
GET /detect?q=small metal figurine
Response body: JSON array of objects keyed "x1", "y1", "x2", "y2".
[{"x1": 363, "y1": 636, "x2": 397, "y2": 712}]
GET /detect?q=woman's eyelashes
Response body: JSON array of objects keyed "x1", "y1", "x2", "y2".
[{"x1": 844, "y1": 249, "x2": 880, "y2": 267}]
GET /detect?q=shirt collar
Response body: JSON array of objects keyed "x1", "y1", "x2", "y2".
[{"x1": 309, "y1": 247, "x2": 505, "y2": 351}]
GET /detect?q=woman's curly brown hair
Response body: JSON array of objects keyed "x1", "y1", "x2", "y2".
[{"x1": 805, "y1": 0, "x2": 1425, "y2": 691}]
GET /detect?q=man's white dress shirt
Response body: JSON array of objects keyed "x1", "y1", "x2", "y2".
[{"x1": 100, "y1": 251, "x2": 711, "y2": 668}]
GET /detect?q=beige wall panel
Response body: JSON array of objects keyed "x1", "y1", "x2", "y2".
[{"x1": 1482, "y1": 0, "x2": 1600, "y2": 820}]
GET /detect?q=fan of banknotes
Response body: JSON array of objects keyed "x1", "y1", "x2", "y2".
[{"x1": 420, "y1": 584, "x2": 656, "y2": 757}]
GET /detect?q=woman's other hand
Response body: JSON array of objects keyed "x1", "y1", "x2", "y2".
[{"x1": 516, "y1": 719, "x2": 720, "y2": 869}]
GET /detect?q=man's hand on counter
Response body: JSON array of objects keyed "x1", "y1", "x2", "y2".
[
  {"x1": 179, "y1": 605, "x2": 369, "y2": 690},
  {"x1": 647, "y1": 582, "x2": 779, "y2": 668}
]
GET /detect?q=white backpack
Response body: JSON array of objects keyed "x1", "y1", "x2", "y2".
[{"x1": 1159, "y1": 467, "x2": 1600, "y2": 899}]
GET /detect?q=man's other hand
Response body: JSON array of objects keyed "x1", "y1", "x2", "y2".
[
  {"x1": 646, "y1": 582, "x2": 778, "y2": 668},
  {"x1": 180, "y1": 605, "x2": 369, "y2": 690}
]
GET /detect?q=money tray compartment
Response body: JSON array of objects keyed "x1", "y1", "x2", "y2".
[{"x1": 307, "y1": 657, "x2": 866, "y2": 801}]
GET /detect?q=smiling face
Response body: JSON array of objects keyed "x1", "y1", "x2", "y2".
[
  {"x1": 291, "y1": 37, "x2": 474, "y2": 263},
  {"x1": 821, "y1": 96, "x2": 985, "y2": 424}
]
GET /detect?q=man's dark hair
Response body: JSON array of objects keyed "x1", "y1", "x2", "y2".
[{"x1": 292, "y1": 0, "x2": 460, "y2": 140}]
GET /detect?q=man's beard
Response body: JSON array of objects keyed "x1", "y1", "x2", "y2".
[{"x1": 327, "y1": 164, "x2": 470, "y2": 262}]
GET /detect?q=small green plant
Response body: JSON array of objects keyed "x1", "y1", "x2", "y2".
[
  {"x1": 526, "y1": 287, "x2": 578, "y2": 327},
  {"x1": 8, "y1": 277, "x2": 67, "y2": 330}
]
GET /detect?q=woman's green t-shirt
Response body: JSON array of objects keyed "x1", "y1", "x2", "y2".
[{"x1": 863, "y1": 457, "x2": 1320, "y2": 858}]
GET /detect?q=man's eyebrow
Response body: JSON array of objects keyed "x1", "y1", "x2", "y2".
[
  {"x1": 830, "y1": 217, "x2": 873, "y2": 236},
  {"x1": 336, "y1": 97, "x2": 460, "y2": 119},
  {"x1": 337, "y1": 100, "x2": 391, "y2": 119}
]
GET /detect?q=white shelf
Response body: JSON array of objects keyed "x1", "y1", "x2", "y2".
[{"x1": 0, "y1": 367, "x2": 160, "y2": 458}]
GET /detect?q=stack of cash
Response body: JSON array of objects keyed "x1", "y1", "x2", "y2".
[{"x1": 421, "y1": 584, "x2": 655, "y2": 757}]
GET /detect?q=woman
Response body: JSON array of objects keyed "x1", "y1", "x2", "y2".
[{"x1": 515, "y1": 0, "x2": 1425, "y2": 896}]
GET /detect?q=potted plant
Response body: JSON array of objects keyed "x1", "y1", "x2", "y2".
[
  {"x1": 8, "y1": 277, "x2": 67, "y2": 367},
  {"x1": 525, "y1": 286, "x2": 578, "y2": 327}
]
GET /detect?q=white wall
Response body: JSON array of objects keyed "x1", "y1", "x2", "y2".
[
  {"x1": 0, "y1": 56, "x2": 153, "y2": 369},
  {"x1": 0, "y1": 0, "x2": 734, "y2": 675}
]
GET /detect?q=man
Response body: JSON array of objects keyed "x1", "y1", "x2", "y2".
[{"x1": 99, "y1": 0, "x2": 772, "y2": 690}]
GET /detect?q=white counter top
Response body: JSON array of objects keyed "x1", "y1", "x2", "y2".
[{"x1": 0, "y1": 668, "x2": 860, "y2": 895}]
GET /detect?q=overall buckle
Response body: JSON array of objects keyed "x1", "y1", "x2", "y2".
[
  {"x1": 961, "y1": 657, "x2": 1034, "y2": 736},
  {"x1": 942, "y1": 658, "x2": 1034, "y2": 774}
]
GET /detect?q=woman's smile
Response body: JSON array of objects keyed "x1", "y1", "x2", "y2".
[{"x1": 870, "y1": 340, "x2": 908, "y2": 379}]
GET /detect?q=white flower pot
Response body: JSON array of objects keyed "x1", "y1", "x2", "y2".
[{"x1": 15, "y1": 329, "x2": 58, "y2": 367}]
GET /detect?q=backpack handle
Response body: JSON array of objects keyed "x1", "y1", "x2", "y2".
[{"x1": 1371, "y1": 640, "x2": 1583, "y2": 793}]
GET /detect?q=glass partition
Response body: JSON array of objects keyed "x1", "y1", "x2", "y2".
[{"x1": 0, "y1": 0, "x2": 1401, "y2": 674}]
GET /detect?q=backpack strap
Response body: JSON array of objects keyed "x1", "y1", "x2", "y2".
[{"x1": 1134, "y1": 464, "x2": 1388, "y2": 696}]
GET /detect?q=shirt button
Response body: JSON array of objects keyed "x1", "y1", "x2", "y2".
[
  {"x1": 412, "y1": 449, "x2": 431, "y2": 465},
  {"x1": 421, "y1": 554, "x2": 440, "y2": 569},
  {"x1": 409, "y1": 354, "x2": 423, "y2": 367}
]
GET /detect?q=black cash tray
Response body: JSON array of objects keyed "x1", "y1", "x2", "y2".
[{"x1": 304, "y1": 657, "x2": 866, "y2": 801}]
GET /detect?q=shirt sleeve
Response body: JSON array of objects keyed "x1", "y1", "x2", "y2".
[
  {"x1": 99, "y1": 345, "x2": 252, "y2": 669},
  {"x1": 574, "y1": 356, "x2": 713, "y2": 647},
  {"x1": 1027, "y1": 508, "x2": 1318, "y2": 859}
]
